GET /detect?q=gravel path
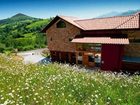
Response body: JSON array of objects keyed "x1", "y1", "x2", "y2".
[{"x1": 17, "y1": 48, "x2": 49, "y2": 64}]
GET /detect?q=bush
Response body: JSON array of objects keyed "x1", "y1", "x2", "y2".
[
  {"x1": 42, "y1": 49, "x2": 50, "y2": 57},
  {"x1": 22, "y1": 45, "x2": 34, "y2": 51},
  {"x1": 3, "y1": 51, "x2": 12, "y2": 56},
  {"x1": 4, "y1": 47, "x2": 14, "y2": 51},
  {"x1": 0, "y1": 43, "x2": 6, "y2": 52}
]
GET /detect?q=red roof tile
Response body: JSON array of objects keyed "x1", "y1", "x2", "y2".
[
  {"x1": 42, "y1": 12, "x2": 140, "y2": 32},
  {"x1": 74, "y1": 14, "x2": 139, "y2": 30},
  {"x1": 71, "y1": 37, "x2": 129, "y2": 44},
  {"x1": 59, "y1": 16, "x2": 84, "y2": 29}
]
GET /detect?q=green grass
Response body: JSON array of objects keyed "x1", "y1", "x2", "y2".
[
  {"x1": 23, "y1": 33, "x2": 35, "y2": 38},
  {"x1": 0, "y1": 55, "x2": 140, "y2": 105},
  {"x1": 26, "y1": 19, "x2": 50, "y2": 29}
]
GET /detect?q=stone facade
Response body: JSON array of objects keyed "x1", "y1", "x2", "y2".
[
  {"x1": 123, "y1": 30, "x2": 140, "y2": 57},
  {"x1": 124, "y1": 44, "x2": 140, "y2": 57},
  {"x1": 46, "y1": 19, "x2": 80, "y2": 52}
]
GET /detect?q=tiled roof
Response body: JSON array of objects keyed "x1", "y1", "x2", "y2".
[
  {"x1": 75, "y1": 14, "x2": 139, "y2": 30},
  {"x1": 42, "y1": 12, "x2": 140, "y2": 32},
  {"x1": 59, "y1": 16, "x2": 85, "y2": 29},
  {"x1": 71, "y1": 37, "x2": 129, "y2": 44}
]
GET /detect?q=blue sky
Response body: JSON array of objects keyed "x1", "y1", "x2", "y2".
[{"x1": 0, "y1": 0, "x2": 140, "y2": 19}]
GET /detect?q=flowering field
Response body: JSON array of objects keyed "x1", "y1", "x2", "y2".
[{"x1": 0, "y1": 55, "x2": 140, "y2": 105}]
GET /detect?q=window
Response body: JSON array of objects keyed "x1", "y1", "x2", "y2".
[
  {"x1": 78, "y1": 61, "x2": 82, "y2": 64},
  {"x1": 69, "y1": 37, "x2": 73, "y2": 42},
  {"x1": 56, "y1": 20, "x2": 66, "y2": 28},
  {"x1": 95, "y1": 54, "x2": 101, "y2": 63},
  {"x1": 77, "y1": 44, "x2": 83, "y2": 50},
  {"x1": 78, "y1": 52, "x2": 82, "y2": 56},
  {"x1": 88, "y1": 55, "x2": 94, "y2": 62},
  {"x1": 81, "y1": 44, "x2": 101, "y2": 51},
  {"x1": 78, "y1": 52, "x2": 83, "y2": 64},
  {"x1": 130, "y1": 38, "x2": 140, "y2": 43},
  {"x1": 50, "y1": 37, "x2": 52, "y2": 41}
]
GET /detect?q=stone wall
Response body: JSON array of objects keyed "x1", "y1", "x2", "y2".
[
  {"x1": 46, "y1": 19, "x2": 80, "y2": 52},
  {"x1": 124, "y1": 44, "x2": 140, "y2": 57},
  {"x1": 123, "y1": 30, "x2": 140, "y2": 57}
]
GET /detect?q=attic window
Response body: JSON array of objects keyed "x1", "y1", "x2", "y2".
[
  {"x1": 69, "y1": 37, "x2": 73, "y2": 41},
  {"x1": 56, "y1": 20, "x2": 66, "y2": 28}
]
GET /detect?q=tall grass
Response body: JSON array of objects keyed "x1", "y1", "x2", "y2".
[{"x1": 0, "y1": 54, "x2": 140, "y2": 105}]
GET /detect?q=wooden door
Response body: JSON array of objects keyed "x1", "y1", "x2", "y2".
[{"x1": 101, "y1": 44, "x2": 124, "y2": 71}]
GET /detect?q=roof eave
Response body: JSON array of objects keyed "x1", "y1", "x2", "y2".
[
  {"x1": 41, "y1": 16, "x2": 59, "y2": 33},
  {"x1": 41, "y1": 16, "x2": 84, "y2": 33},
  {"x1": 83, "y1": 28, "x2": 140, "y2": 31}
]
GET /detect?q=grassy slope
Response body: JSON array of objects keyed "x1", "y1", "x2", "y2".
[
  {"x1": 26, "y1": 19, "x2": 49, "y2": 29},
  {"x1": 0, "y1": 14, "x2": 51, "y2": 51},
  {"x1": 0, "y1": 55, "x2": 140, "y2": 105}
]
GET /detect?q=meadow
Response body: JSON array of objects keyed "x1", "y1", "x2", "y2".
[{"x1": 0, "y1": 54, "x2": 140, "y2": 105}]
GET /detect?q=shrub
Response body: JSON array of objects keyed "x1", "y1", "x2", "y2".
[
  {"x1": 42, "y1": 49, "x2": 50, "y2": 57},
  {"x1": 0, "y1": 43, "x2": 6, "y2": 52},
  {"x1": 22, "y1": 45, "x2": 34, "y2": 51}
]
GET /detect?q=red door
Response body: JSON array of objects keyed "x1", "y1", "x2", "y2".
[{"x1": 101, "y1": 44, "x2": 124, "y2": 71}]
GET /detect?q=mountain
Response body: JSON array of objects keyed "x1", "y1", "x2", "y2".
[
  {"x1": 117, "y1": 9, "x2": 140, "y2": 16},
  {"x1": 97, "y1": 9, "x2": 140, "y2": 18},
  {"x1": 11, "y1": 13, "x2": 34, "y2": 19},
  {"x1": 97, "y1": 11, "x2": 120, "y2": 18},
  {"x1": 0, "y1": 13, "x2": 39, "y2": 24},
  {"x1": 0, "y1": 13, "x2": 51, "y2": 52}
]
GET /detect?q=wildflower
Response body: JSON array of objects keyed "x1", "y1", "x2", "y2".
[
  {"x1": 12, "y1": 90, "x2": 15, "y2": 93},
  {"x1": 35, "y1": 93, "x2": 39, "y2": 96},
  {"x1": 1, "y1": 99, "x2": 10, "y2": 105},
  {"x1": 107, "y1": 97, "x2": 111, "y2": 100},
  {"x1": 118, "y1": 98, "x2": 122, "y2": 101},
  {"x1": 95, "y1": 94, "x2": 98, "y2": 98},
  {"x1": 8, "y1": 93, "x2": 14, "y2": 98},
  {"x1": 34, "y1": 97, "x2": 36, "y2": 100}
]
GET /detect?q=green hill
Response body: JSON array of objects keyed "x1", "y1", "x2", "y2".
[
  {"x1": 0, "y1": 13, "x2": 39, "y2": 24},
  {"x1": 0, "y1": 13, "x2": 51, "y2": 52}
]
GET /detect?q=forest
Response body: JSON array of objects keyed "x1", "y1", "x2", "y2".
[{"x1": 0, "y1": 13, "x2": 52, "y2": 53}]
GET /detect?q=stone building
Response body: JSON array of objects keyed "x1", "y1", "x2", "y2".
[{"x1": 42, "y1": 13, "x2": 140, "y2": 72}]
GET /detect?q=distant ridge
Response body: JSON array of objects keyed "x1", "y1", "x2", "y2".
[
  {"x1": 11, "y1": 13, "x2": 29, "y2": 18},
  {"x1": 97, "y1": 11, "x2": 120, "y2": 18},
  {"x1": 97, "y1": 9, "x2": 140, "y2": 18},
  {"x1": 117, "y1": 10, "x2": 140, "y2": 16},
  {"x1": 0, "y1": 13, "x2": 39, "y2": 24}
]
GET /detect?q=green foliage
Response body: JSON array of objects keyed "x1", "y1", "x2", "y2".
[
  {"x1": 3, "y1": 50, "x2": 12, "y2": 56},
  {"x1": 0, "y1": 13, "x2": 38, "y2": 24},
  {"x1": 42, "y1": 49, "x2": 50, "y2": 57},
  {"x1": 0, "y1": 55, "x2": 140, "y2": 105},
  {"x1": 26, "y1": 19, "x2": 50, "y2": 29},
  {"x1": 22, "y1": 45, "x2": 35, "y2": 51},
  {"x1": 0, "y1": 43, "x2": 6, "y2": 52},
  {"x1": 0, "y1": 13, "x2": 51, "y2": 52}
]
